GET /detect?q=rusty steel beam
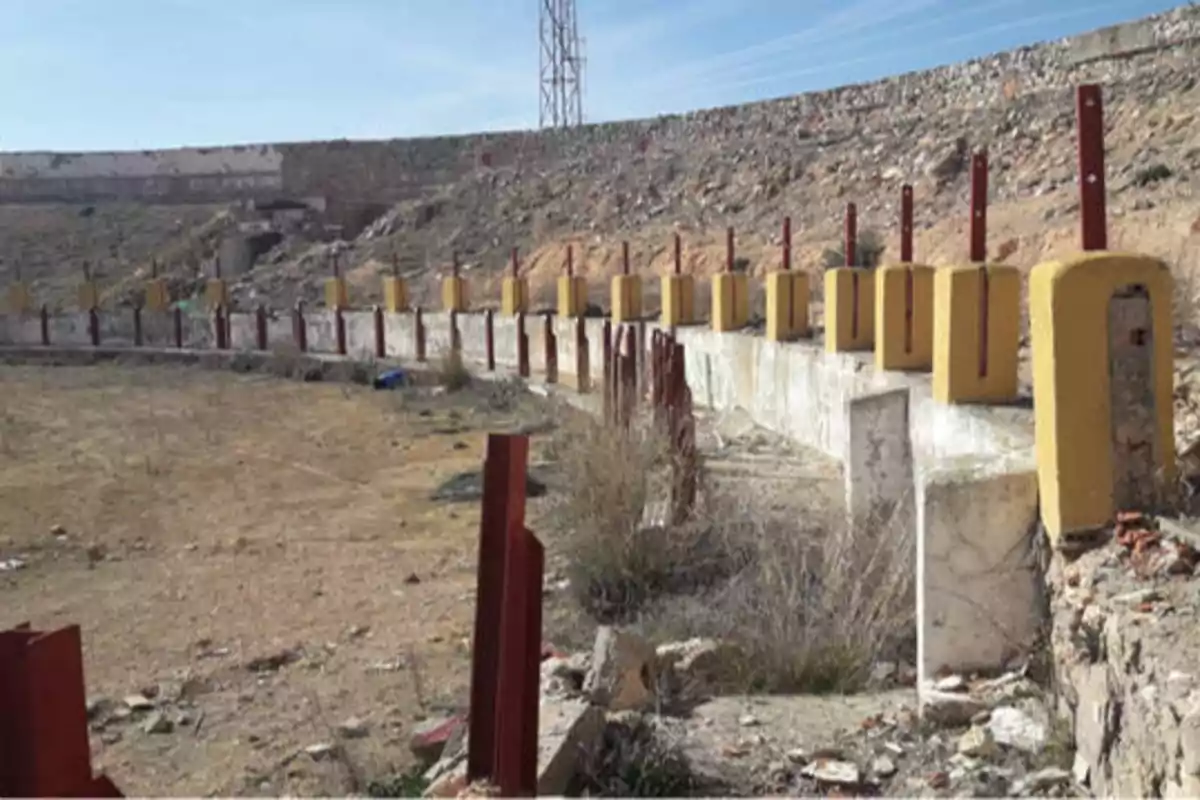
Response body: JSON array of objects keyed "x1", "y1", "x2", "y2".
[
  {"x1": 132, "y1": 306, "x2": 143, "y2": 347},
  {"x1": 575, "y1": 316, "x2": 589, "y2": 393},
  {"x1": 334, "y1": 306, "x2": 347, "y2": 356},
  {"x1": 485, "y1": 309, "x2": 496, "y2": 371},
  {"x1": 415, "y1": 306, "x2": 426, "y2": 362},
  {"x1": 450, "y1": 309, "x2": 462, "y2": 353},
  {"x1": 1076, "y1": 84, "x2": 1108, "y2": 251},
  {"x1": 900, "y1": 184, "x2": 914, "y2": 264},
  {"x1": 844, "y1": 203, "x2": 857, "y2": 267},
  {"x1": 516, "y1": 312, "x2": 530, "y2": 378},
  {"x1": 544, "y1": 312, "x2": 558, "y2": 384},
  {"x1": 467, "y1": 434, "x2": 530, "y2": 788},
  {"x1": 970, "y1": 151, "x2": 988, "y2": 263},
  {"x1": 256, "y1": 305, "x2": 269, "y2": 351},
  {"x1": 294, "y1": 302, "x2": 308, "y2": 353},
  {"x1": 39, "y1": 305, "x2": 49, "y2": 346},
  {"x1": 88, "y1": 308, "x2": 99, "y2": 347},
  {"x1": 173, "y1": 306, "x2": 183, "y2": 349},
  {"x1": 782, "y1": 216, "x2": 792, "y2": 271}
]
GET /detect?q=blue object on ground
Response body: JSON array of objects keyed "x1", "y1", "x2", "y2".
[{"x1": 374, "y1": 368, "x2": 407, "y2": 390}]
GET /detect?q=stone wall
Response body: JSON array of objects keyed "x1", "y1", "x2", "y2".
[{"x1": 1, "y1": 4, "x2": 1199, "y2": 207}]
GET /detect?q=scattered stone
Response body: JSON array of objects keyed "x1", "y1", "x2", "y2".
[
  {"x1": 431, "y1": 469, "x2": 547, "y2": 503},
  {"x1": 1023, "y1": 766, "x2": 1072, "y2": 792},
  {"x1": 871, "y1": 755, "x2": 898, "y2": 778},
  {"x1": 655, "y1": 637, "x2": 747, "y2": 696},
  {"x1": 921, "y1": 689, "x2": 987, "y2": 727},
  {"x1": 957, "y1": 725, "x2": 999, "y2": 758},
  {"x1": 0, "y1": 557, "x2": 26, "y2": 572},
  {"x1": 536, "y1": 700, "x2": 605, "y2": 796},
  {"x1": 583, "y1": 627, "x2": 657, "y2": 711},
  {"x1": 142, "y1": 711, "x2": 174, "y2": 735},
  {"x1": 337, "y1": 716, "x2": 369, "y2": 739},
  {"x1": 738, "y1": 713, "x2": 761, "y2": 728},
  {"x1": 410, "y1": 715, "x2": 464, "y2": 764},
  {"x1": 244, "y1": 647, "x2": 301, "y2": 673},
  {"x1": 801, "y1": 759, "x2": 861, "y2": 786},
  {"x1": 123, "y1": 693, "x2": 155, "y2": 712},
  {"x1": 934, "y1": 674, "x2": 966, "y2": 692},
  {"x1": 404, "y1": 573, "x2": 421, "y2": 585},
  {"x1": 304, "y1": 742, "x2": 336, "y2": 761},
  {"x1": 986, "y1": 706, "x2": 1047, "y2": 753}
]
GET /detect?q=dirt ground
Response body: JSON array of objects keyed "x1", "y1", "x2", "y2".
[{"x1": 0, "y1": 363, "x2": 558, "y2": 797}]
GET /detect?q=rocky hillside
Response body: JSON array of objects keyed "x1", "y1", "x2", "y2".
[{"x1": 4, "y1": 5, "x2": 1200, "y2": 318}]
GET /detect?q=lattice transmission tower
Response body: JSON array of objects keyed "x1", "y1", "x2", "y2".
[{"x1": 538, "y1": 0, "x2": 585, "y2": 129}]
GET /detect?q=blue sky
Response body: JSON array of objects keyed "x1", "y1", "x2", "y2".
[{"x1": 0, "y1": 0, "x2": 1184, "y2": 151}]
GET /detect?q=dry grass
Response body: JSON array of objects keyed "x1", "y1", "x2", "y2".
[
  {"x1": 0, "y1": 362, "x2": 552, "y2": 797},
  {"x1": 436, "y1": 347, "x2": 472, "y2": 392},
  {"x1": 547, "y1": 411, "x2": 914, "y2": 694}
]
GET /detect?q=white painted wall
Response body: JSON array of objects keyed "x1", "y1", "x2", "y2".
[{"x1": 0, "y1": 146, "x2": 282, "y2": 179}]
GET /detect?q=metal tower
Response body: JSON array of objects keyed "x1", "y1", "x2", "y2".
[{"x1": 538, "y1": 0, "x2": 585, "y2": 129}]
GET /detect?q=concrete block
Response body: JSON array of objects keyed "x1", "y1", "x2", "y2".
[
  {"x1": 711, "y1": 272, "x2": 749, "y2": 332},
  {"x1": 1029, "y1": 252, "x2": 1174, "y2": 541},
  {"x1": 78, "y1": 281, "x2": 100, "y2": 311},
  {"x1": 7, "y1": 282, "x2": 33, "y2": 314},
  {"x1": 660, "y1": 274, "x2": 695, "y2": 327},
  {"x1": 917, "y1": 462, "x2": 1040, "y2": 682},
  {"x1": 931, "y1": 264, "x2": 1019, "y2": 404},
  {"x1": 824, "y1": 267, "x2": 874, "y2": 352},
  {"x1": 611, "y1": 275, "x2": 643, "y2": 323},
  {"x1": 324, "y1": 277, "x2": 348, "y2": 309},
  {"x1": 382, "y1": 276, "x2": 409, "y2": 313},
  {"x1": 875, "y1": 263, "x2": 934, "y2": 371},
  {"x1": 441, "y1": 276, "x2": 468, "y2": 312},
  {"x1": 844, "y1": 388, "x2": 914, "y2": 536},
  {"x1": 502, "y1": 276, "x2": 530, "y2": 316},
  {"x1": 764, "y1": 270, "x2": 810, "y2": 341},
  {"x1": 584, "y1": 626, "x2": 657, "y2": 711},
  {"x1": 203, "y1": 278, "x2": 229, "y2": 310},
  {"x1": 557, "y1": 275, "x2": 587, "y2": 318},
  {"x1": 144, "y1": 279, "x2": 169, "y2": 312}
]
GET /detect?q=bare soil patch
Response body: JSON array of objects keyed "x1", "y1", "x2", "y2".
[{"x1": 0, "y1": 363, "x2": 553, "y2": 796}]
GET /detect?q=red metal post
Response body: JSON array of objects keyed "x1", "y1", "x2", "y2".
[
  {"x1": 334, "y1": 306, "x2": 347, "y2": 356},
  {"x1": 575, "y1": 316, "x2": 589, "y2": 393},
  {"x1": 673, "y1": 232, "x2": 682, "y2": 276},
  {"x1": 466, "y1": 434, "x2": 529, "y2": 787},
  {"x1": 621, "y1": 241, "x2": 630, "y2": 276},
  {"x1": 1076, "y1": 84, "x2": 1108, "y2": 251},
  {"x1": 493, "y1": 525, "x2": 544, "y2": 798},
  {"x1": 516, "y1": 312, "x2": 530, "y2": 378},
  {"x1": 173, "y1": 306, "x2": 183, "y2": 349},
  {"x1": 373, "y1": 305, "x2": 385, "y2": 358},
  {"x1": 566, "y1": 245, "x2": 573, "y2": 277},
  {"x1": 39, "y1": 305, "x2": 49, "y2": 346},
  {"x1": 970, "y1": 152, "x2": 988, "y2": 263},
  {"x1": 544, "y1": 313, "x2": 557, "y2": 384},
  {"x1": 133, "y1": 305, "x2": 143, "y2": 347},
  {"x1": 485, "y1": 309, "x2": 496, "y2": 371},
  {"x1": 256, "y1": 305, "x2": 269, "y2": 351},
  {"x1": 844, "y1": 203, "x2": 857, "y2": 267},
  {"x1": 511, "y1": 247, "x2": 519, "y2": 280},
  {"x1": 726, "y1": 227, "x2": 735, "y2": 272},
  {"x1": 450, "y1": 309, "x2": 462, "y2": 353},
  {"x1": 782, "y1": 217, "x2": 792, "y2": 271},
  {"x1": 294, "y1": 302, "x2": 308, "y2": 353},
  {"x1": 900, "y1": 185, "x2": 914, "y2": 264},
  {"x1": 452, "y1": 253, "x2": 461, "y2": 280},
  {"x1": 88, "y1": 308, "x2": 99, "y2": 347},
  {"x1": 414, "y1": 306, "x2": 426, "y2": 362},
  {"x1": 650, "y1": 330, "x2": 664, "y2": 418},
  {"x1": 602, "y1": 320, "x2": 613, "y2": 420},
  {"x1": 214, "y1": 306, "x2": 228, "y2": 350},
  {"x1": 0, "y1": 625, "x2": 123, "y2": 798},
  {"x1": 627, "y1": 323, "x2": 639, "y2": 407}
]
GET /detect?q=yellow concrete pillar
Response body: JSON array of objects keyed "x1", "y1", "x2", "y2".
[
  {"x1": 824, "y1": 268, "x2": 874, "y2": 352},
  {"x1": 441, "y1": 276, "x2": 468, "y2": 312},
  {"x1": 557, "y1": 276, "x2": 587, "y2": 318},
  {"x1": 711, "y1": 273, "x2": 749, "y2": 333},
  {"x1": 502, "y1": 276, "x2": 530, "y2": 316},
  {"x1": 931, "y1": 265, "x2": 1020, "y2": 404},
  {"x1": 382, "y1": 276, "x2": 409, "y2": 312},
  {"x1": 144, "y1": 279, "x2": 170, "y2": 312},
  {"x1": 661, "y1": 274, "x2": 695, "y2": 327},
  {"x1": 611, "y1": 275, "x2": 643, "y2": 323},
  {"x1": 764, "y1": 271, "x2": 810, "y2": 341},
  {"x1": 7, "y1": 283, "x2": 33, "y2": 314},
  {"x1": 78, "y1": 281, "x2": 100, "y2": 311},
  {"x1": 204, "y1": 278, "x2": 229, "y2": 309},
  {"x1": 1029, "y1": 252, "x2": 1174, "y2": 542},
  {"x1": 875, "y1": 264, "x2": 935, "y2": 371},
  {"x1": 325, "y1": 277, "x2": 348, "y2": 309}
]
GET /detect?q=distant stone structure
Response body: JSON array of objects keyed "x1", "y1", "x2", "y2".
[{"x1": 1, "y1": 5, "x2": 1198, "y2": 209}]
